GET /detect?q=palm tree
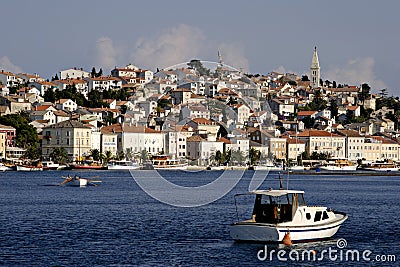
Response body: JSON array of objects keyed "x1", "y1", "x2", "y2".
[
  {"x1": 249, "y1": 148, "x2": 261, "y2": 165},
  {"x1": 140, "y1": 150, "x2": 149, "y2": 163},
  {"x1": 89, "y1": 149, "x2": 101, "y2": 162},
  {"x1": 103, "y1": 151, "x2": 113, "y2": 163}
]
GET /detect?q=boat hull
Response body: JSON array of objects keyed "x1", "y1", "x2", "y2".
[
  {"x1": 67, "y1": 178, "x2": 88, "y2": 187},
  {"x1": 16, "y1": 165, "x2": 43, "y2": 171},
  {"x1": 319, "y1": 166, "x2": 357, "y2": 171},
  {"x1": 230, "y1": 213, "x2": 347, "y2": 243},
  {"x1": 153, "y1": 164, "x2": 188, "y2": 170},
  {"x1": 107, "y1": 165, "x2": 140, "y2": 170},
  {"x1": 362, "y1": 167, "x2": 399, "y2": 172},
  {"x1": 71, "y1": 164, "x2": 107, "y2": 170}
]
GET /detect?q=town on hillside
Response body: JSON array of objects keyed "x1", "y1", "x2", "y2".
[{"x1": 0, "y1": 48, "x2": 399, "y2": 169}]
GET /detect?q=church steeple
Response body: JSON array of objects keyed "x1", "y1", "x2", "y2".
[{"x1": 310, "y1": 46, "x2": 321, "y2": 89}]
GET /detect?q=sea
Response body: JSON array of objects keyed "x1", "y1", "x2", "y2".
[{"x1": 0, "y1": 170, "x2": 399, "y2": 266}]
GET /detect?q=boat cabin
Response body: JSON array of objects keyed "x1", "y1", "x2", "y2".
[{"x1": 250, "y1": 190, "x2": 306, "y2": 224}]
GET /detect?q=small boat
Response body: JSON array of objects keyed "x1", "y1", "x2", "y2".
[
  {"x1": 319, "y1": 159, "x2": 357, "y2": 171},
  {"x1": 70, "y1": 162, "x2": 107, "y2": 170},
  {"x1": 253, "y1": 164, "x2": 283, "y2": 171},
  {"x1": 16, "y1": 165, "x2": 43, "y2": 171},
  {"x1": 107, "y1": 159, "x2": 140, "y2": 170},
  {"x1": 206, "y1": 165, "x2": 226, "y2": 171},
  {"x1": 288, "y1": 165, "x2": 305, "y2": 171},
  {"x1": 151, "y1": 155, "x2": 188, "y2": 170},
  {"x1": 0, "y1": 163, "x2": 14, "y2": 171},
  {"x1": 57, "y1": 175, "x2": 101, "y2": 187},
  {"x1": 41, "y1": 161, "x2": 67, "y2": 170},
  {"x1": 230, "y1": 177, "x2": 348, "y2": 243},
  {"x1": 361, "y1": 162, "x2": 399, "y2": 172}
]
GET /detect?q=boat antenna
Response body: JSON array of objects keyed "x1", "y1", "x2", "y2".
[{"x1": 279, "y1": 172, "x2": 283, "y2": 190}]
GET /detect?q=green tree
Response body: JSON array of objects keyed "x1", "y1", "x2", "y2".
[
  {"x1": 0, "y1": 112, "x2": 38, "y2": 148},
  {"x1": 43, "y1": 88, "x2": 56, "y2": 103},
  {"x1": 103, "y1": 150, "x2": 113, "y2": 163},
  {"x1": 249, "y1": 148, "x2": 261, "y2": 165},
  {"x1": 328, "y1": 98, "x2": 338, "y2": 118},
  {"x1": 49, "y1": 147, "x2": 69, "y2": 164},
  {"x1": 215, "y1": 150, "x2": 223, "y2": 165},
  {"x1": 359, "y1": 83, "x2": 371, "y2": 103},
  {"x1": 117, "y1": 151, "x2": 125, "y2": 160},
  {"x1": 230, "y1": 150, "x2": 245, "y2": 165},
  {"x1": 90, "y1": 149, "x2": 101, "y2": 162},
  {"x1": 120, "y1": 105, "x2": 127, "y2": 114},
  {"x1": 301, "y1": 75, "x2": 309, "y2": 81},
  {"x1": 23, "y1": 144, "x2": 40, "y2": 161},
  {"x1": 187, "y1": 59, "x2": 210, "y2": 76},
  {"x1": 140, "y1": 149, "x2": 149, "y2": 163},
  {"x1": 91, "y1": 67, "x2": 96, "y2": 78}
]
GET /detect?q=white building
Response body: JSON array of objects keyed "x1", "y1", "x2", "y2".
[
  {"x1": 59, "y1": 68, "x2": 90, "y2": 80},
  {"x1": 56, "y1": 99, "x2": 78, "y2": 112},
  {"x1": 186, "y1": 135, "x2": 224, "y2": 166},
  {"x1": 180, "y1": 104, "x2": 210, "y2": 120},
  {"x1": 336, "y1": 130, "x2": 365, "y2": 161},
  {"x1": 0, "y1": 70, "x2": 19, "y2": 88}
]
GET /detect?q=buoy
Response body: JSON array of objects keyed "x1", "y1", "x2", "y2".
[{"x1": 282, "y1": 231, "x2": 292, "y2": 246}]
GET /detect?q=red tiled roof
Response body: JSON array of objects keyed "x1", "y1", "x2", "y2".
[
  {"x1": 347, "y1": 105, "x2": 359, "y2": 111},
  {"x1": 218, "y1": 137, "x2": 232, "y2": 144},
  {"x1": 297, "y1": 130, "x2": 341, "y2": 137},
  {"x1": 297, "y1": 110, "x2": 317, "y2": 116}
]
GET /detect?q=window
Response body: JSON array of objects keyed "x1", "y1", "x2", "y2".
[
  {"x1": 322, "y1": 211, "x2": 329, "y2": 220},
  {"x1": 314, "y1": 211, "x2": 322, "y2": 222}
]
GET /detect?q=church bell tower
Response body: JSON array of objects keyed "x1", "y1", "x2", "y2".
[{"x1": 310, "y1": 46, "x2": 320, "y2": 89}]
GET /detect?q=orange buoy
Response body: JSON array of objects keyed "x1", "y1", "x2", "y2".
[{"x1": 282, "y1": 231, "x2": 292, "y2": 246}]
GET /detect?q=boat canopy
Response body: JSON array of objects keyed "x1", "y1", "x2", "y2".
[{"x1": 249, "y1": 189, "x2": 305, "y2": 197}]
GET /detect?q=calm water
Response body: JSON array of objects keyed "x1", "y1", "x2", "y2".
[{"x1": 0, "y1": 170, "x2": 399, "y2": 266}]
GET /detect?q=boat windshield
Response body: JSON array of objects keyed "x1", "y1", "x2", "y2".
[{"x1": 252, "y1": 192, "x2": 305, "y2": 223}]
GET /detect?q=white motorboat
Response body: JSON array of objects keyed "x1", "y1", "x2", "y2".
[
  {"x1": 288, "y1": 165, "x2": 305, "y2": 171},
  {"x1": 41, "y1": 161, "x2": 67, "y2": 170},
  {"x1": 16, "y1": 165, "x2": 43, "y2": 171},
  {"x1": 319, "y1": 159, "x2": 357, "y2": 171},
  {"x1": 361, "y1": 162, "x2": 399, "y2": 172},
  {"x1": 0, "y1": 163, "x2": 14, "y2": 171},
  {"x1": 107, "y1": 160, "x2": 140, "y2": 170},
  {"x1": 230, "y1": 184, "x2": 348, "y2": 243}
]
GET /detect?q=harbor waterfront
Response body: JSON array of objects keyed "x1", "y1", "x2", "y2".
[{"x1": 0, "y1": 170, "x2": 399, "y2": 266}]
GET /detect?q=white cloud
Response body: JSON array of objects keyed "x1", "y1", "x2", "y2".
[
  {"x1": 0, "y1": 56, "x2": 22, "y2": 73},
  {"x1": 131, "y1": 24, "x2": 205, "y2": 70},
  {"x1": 217, "y1": 44, "x2": 249, "y2": 72},
  {"x1": 325, "y1": 57, "x2": 386, "y2": 90},
  {"x1": 95, "y1": 37, "x2": 117, "y2": 70}
]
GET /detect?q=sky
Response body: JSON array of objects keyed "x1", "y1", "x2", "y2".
[{"x1": 1, "y1": 0, "x2": 399, "y2": 95}]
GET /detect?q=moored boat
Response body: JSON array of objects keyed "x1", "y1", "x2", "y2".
[
  {"x1": 361, "y1": 162, "x2": 399, "y2": 172},
  {"x1": 107, "y1": 159, "x2": 140, "y2": 170},
  {"x1": 151, "y1": 155, "x2": 188, "y2": 170},
  {"x1": 16, "y1": 165, "x2": 43, "y2": 171},
  {"x1": 41, "y1": 161, "x2": 67, "y2": 170},
  {"x1": 70, "y1": 162, "x2": 107, "y2": 170},
  {"x1": 0, "y1": 163, "x2": 14, "y2": 171},
  {"x1": 230, "y1": 179, "x2": 348, "y2": 243},
  {"x1": 319, "y1": 159, "x2": 357, "y2": 171}
]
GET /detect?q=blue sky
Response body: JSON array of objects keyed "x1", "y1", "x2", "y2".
[{"x1": 1, "y1": 0, "x2": 399, "y2": 95}]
